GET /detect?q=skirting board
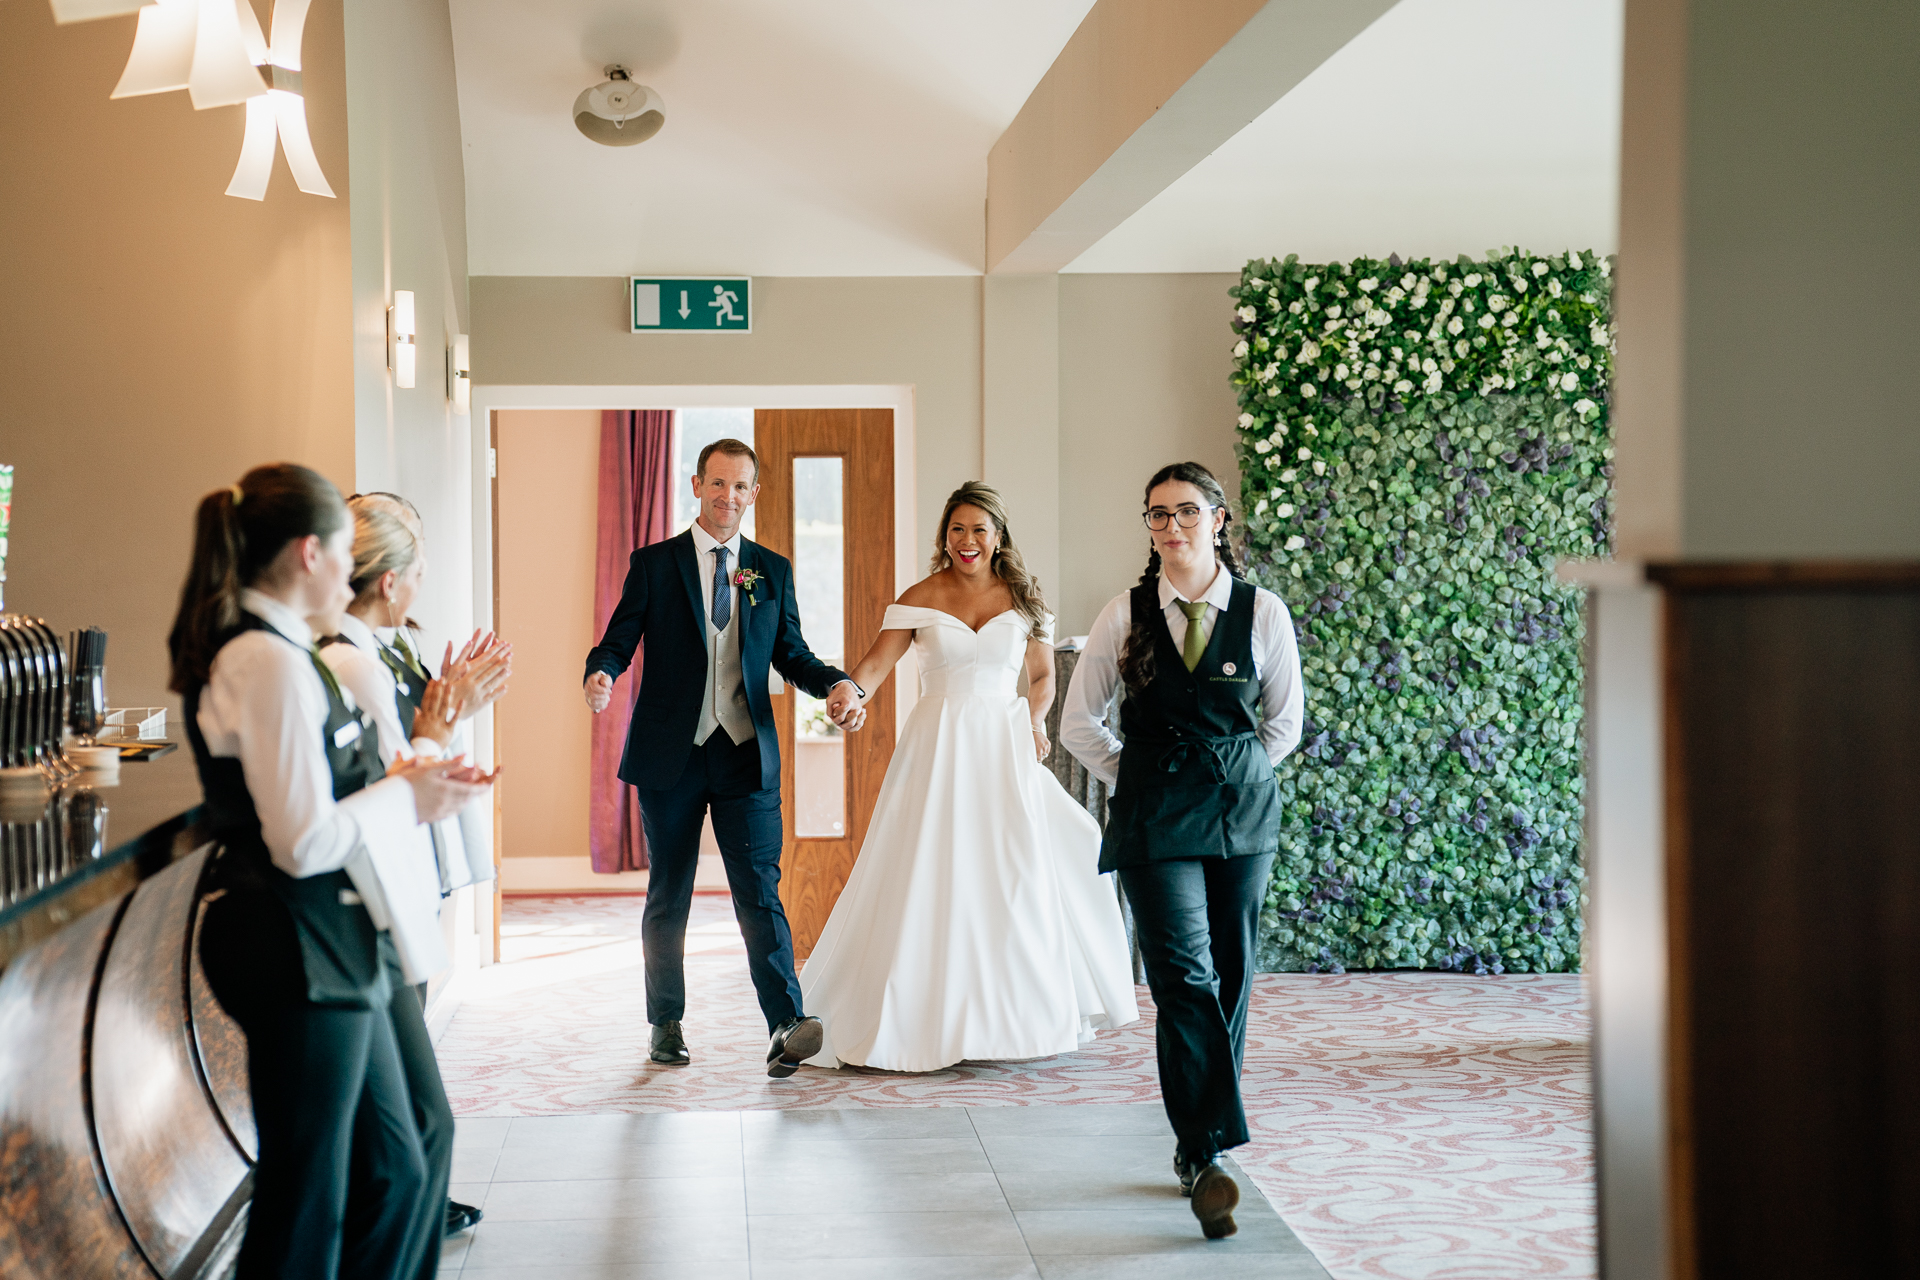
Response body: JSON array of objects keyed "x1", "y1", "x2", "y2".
[{"x1": 500, "y1": 853, "x2": 728, "y2": 893}]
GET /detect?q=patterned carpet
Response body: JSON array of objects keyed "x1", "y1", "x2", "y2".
[{"x1": 439, "y1": 894, "x2": 1595, "y2": 1278}]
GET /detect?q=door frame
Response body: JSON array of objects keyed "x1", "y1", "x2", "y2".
[{"x1": 467, "y1": 384, "x2": 920, "y2": 893}]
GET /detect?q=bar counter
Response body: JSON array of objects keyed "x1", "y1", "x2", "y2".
[{"x1": 0, "y1": 746, "x2": 206, "y2": 973}]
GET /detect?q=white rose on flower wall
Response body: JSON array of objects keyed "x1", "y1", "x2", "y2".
[{"x1": 1284, "y1": 536, "x2": 1307, "y2": 552}]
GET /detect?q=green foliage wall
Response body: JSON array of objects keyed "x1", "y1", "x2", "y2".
[{"x1": 1230, "y1": 250, "x2": 1613, "y2": 974}]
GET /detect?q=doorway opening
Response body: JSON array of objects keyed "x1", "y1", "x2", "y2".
[{"x1": 477, "y1": 387, "x2": 915, "y2": 961}]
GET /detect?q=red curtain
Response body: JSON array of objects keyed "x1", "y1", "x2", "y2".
[{"x1": 590, "y1": 409, "x2": 676, "y2": 872}]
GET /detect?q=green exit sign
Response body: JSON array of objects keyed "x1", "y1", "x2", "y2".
[{"x1": 631, "y1": 277, "x2": 752, "y2": 333}]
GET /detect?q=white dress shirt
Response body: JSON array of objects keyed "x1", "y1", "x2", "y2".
[
  {"x1": 197, "y1": 589, "x2": 447, "y2": 982},
  {"x1": 689, "y1": 520, "x2": 743, "y2": 640},
  {"x1": 1059, "y1": 565, "x2": 1305, "y2": 788}
]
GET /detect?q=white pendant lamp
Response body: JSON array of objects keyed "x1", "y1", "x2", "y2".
[
  {"x1": 50, "y1": 0, "x2": 153, "y2": 23},
  {"x1": 101, "y1": 0, "x2": 333, "y2": 200},
  {"x1": 109, "y1": 0, "x2": 195, "y2": 99},
  {"x1": 186, "y1": 0, "x2": 267, "y2": 110}
]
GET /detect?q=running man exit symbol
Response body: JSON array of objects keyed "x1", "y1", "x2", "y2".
[{"x1": 629, "y1": 277, "x2": 752, "y2": 333}]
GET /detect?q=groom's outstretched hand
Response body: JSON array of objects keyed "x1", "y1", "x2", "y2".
[{"x1": 584, "y1": 672, "x2": 613, "y2": 713}]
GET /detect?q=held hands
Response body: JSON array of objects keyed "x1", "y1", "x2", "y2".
[
  {"x1": 583, "y1": 671, "x2": 613, "y2": 714},
  {"x1": 388, "y1": 754, "x2": 498, "y2": 825},
  {"x1": 825, "y1": 682, "x2": 866, "y2": 732},
  {"x1": 409, "y1": 679, "x2": 466, "y2": 750}
]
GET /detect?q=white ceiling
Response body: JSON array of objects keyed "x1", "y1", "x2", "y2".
[
  {"x1": 450, "y1": 0, "x2": 1622, "y2": 279},
  {"x1": 1066, "y1": 0, "x2": 1623, "y2": 272},
  {"x1": 450, "y1": 0, "x2": 1096, "y2": 277}
]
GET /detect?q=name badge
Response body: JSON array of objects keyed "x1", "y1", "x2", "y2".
[
  {"x1": 338, "y1": 889, "x2": 363, "y2": 906},
  {"x1": 333, "y1": 720, "x2": 363, "y2": 749},
  {"x1": 395, "y1": 680, "x2": 410, "y2": 696}
]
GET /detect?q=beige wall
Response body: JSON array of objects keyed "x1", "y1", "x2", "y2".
[
  {"x1": 0, "y1": 1, "x2": 355, "y2": 709},
  {"x1": 493, "y1": 410, "x2": 599, "y2": 862},
  {"x1": 1057, "y1": 273, "x2": 1242, "y2": 634},
  {"x1": 472, "y1": 275, "x2": 984, "y2": 548}
]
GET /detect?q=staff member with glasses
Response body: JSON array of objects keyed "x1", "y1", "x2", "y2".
[{"x1": 1060, "y1": 460, "x2": 1303, "y2": 1241}]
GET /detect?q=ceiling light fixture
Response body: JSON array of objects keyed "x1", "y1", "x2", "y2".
[{"x1": 573, "y1": 65, "x2": 665, "y2": 147}]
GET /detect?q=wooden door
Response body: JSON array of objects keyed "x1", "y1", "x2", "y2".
[{"x1": 754, "y1": 409, "x2": 896, "y2": 958}]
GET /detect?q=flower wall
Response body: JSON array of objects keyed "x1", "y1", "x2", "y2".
[{"x1": 1232, "y1": 250, "x2": 1613, "y2": 974}]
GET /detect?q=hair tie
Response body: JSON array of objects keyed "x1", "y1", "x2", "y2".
[{"x1": 229, "y1": 483, "x2": 245, "y2": 506}]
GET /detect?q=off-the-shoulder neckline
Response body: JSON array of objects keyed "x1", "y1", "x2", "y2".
[{"x1": 886, "y1": 605, "x2": 1022, "y2": 636}]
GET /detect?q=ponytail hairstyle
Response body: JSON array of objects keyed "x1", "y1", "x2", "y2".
[
  {"x1": 1118, "y1": 461, "x2": 1242, "y2": 693},
  {"x1": 930, "y1": 481, "x2": 1050, "y2": 639},
  {"x1": 168, "y1": 463, "x2": 349, "y2": 694}
]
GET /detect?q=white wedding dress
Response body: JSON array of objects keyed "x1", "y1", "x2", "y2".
[{"x1": 801, "y1": 605, "x2": 1139, "y2": 1072}]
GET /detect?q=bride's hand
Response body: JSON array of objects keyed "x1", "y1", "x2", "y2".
[{"x1": 1031, "y1": 724, "x2": 1050, "y2": 763}]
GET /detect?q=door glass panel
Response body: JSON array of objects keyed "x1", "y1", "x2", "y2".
[
  {"x1": 675, "y1": 407, "x2": 755, "y2": 539},
  {"x1": 792, "y1": 456, "x2": 846, "y2": 838}
]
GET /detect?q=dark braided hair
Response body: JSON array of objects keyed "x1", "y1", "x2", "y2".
[{"x1": 1118, "y1": 462, "x2": 1242, "y2": 693}]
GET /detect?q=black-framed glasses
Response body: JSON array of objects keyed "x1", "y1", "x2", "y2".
[{"x1": 1143, "y1": 504, "x2": 1214, "y2": 531}]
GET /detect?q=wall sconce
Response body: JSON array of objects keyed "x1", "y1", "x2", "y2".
[
  {"x1": 388, "y1": 291, "x2": 416, "y2": 389},
  {"x1": 447, "y1": 334, "x2": 471, "y2": 414}
]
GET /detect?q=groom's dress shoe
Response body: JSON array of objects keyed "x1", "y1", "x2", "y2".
[
  {"x1": 766, "y1": 1015, "x2": 824, "y2": 1078},
  {"x1": 1189, "y1": 1163, "x2": 1240, "y2": 1240},
  {"x1": 650, "y1": 1021, "x2": 691, "y2": 1066}
]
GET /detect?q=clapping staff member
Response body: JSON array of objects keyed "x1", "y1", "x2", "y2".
[{"x1": 170, "y1": 463, "x2": 492, "y2": 1280}]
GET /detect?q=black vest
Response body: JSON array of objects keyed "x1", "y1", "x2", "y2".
[
  {"x1": 187, "y1": 613, "x2": 390, "y2": 1008},
  {"x1": 1097, "y1": 578, "x2": 1284, "y2": 872}
]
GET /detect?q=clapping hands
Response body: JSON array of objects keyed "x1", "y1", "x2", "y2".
[{"x1": 443, "y1": 630, "x2": 511, "y2": 720}]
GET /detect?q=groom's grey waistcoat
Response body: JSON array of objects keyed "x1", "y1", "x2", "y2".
[
  {"x1": 585, "y1": 529, "x2": 850, "y2": 792},
  {"x1": 698, "y1": 589, "x2": 755, "y2": 747}
]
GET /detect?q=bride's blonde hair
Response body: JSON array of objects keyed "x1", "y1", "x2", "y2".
[{"x1": 930, "y1": 481, "x2": 1048, "y2": 638}]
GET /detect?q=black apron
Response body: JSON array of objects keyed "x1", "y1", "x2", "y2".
[
  {"x1": 188, "y1": 614, "x2": 391, "y2": 1008},
  {"x1": 1098, "y1": 578, "x2": 1284, "y2": 874}
]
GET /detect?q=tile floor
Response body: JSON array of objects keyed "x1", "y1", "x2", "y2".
[{"x1": 436, "y1": 1103, "x2": 1328, "y2": 1279}]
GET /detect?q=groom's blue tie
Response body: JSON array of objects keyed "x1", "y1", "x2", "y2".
[{"x1": 711, "y1": 545, "x2": 732, "y2": 632}]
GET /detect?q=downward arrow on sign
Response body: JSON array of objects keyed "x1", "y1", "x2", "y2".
[{"x1": 678, "y1": 291, "x2": 691, "y2": 319}]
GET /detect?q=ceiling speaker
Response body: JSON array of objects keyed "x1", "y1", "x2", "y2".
[{"x1": 574, "y1": 65, "x2": 665, "y2": 147}]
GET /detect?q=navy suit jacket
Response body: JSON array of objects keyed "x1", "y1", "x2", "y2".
[{"x1": 584, "y1": 530, "x2": 851, "y2": 792}]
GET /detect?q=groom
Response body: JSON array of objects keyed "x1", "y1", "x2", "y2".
[{"x1": 583, "y1": 438, "x2": 862, "y2": 1077}]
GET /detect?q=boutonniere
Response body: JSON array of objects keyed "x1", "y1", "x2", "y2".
[{"x1": 732, "y1": 567, "x2": 765, "y2": 605}]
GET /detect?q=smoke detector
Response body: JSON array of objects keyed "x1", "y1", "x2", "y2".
[{"x1": 574, "y1": 65, "x2": 665, "y2": 147}]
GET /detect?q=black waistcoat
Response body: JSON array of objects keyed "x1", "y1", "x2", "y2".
[
  {"x1": 188, "y1": 613, "x2": 390, "y2": 1008},
  {"x1": 1097, "y1": 577, "x2": 1284, "y2": 873},
  {"x1": 379, "y1": 633, "x2": 432, "y2": 726}
]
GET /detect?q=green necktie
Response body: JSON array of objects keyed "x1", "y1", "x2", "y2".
[{"x1": 1178, "y1": 600, "x2": 1209, "y2": 672}]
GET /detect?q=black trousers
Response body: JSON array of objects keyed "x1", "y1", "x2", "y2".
[
  {"x1": 377, "y1": 945, "x2": 453, "y2": 1278},
  {"x1": 201, "y1": 893, "x2": 436, "y2": 1280},
  {"x1": 1118, "y1": 851, "x2": 1275, "y2": 1163},
  {"x1": 635, "y1": 730, "x2": 803, "y2": 1031}
]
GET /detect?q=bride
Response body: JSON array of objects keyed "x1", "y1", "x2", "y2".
[{"x1": 801, "y1": 482, "x2": 1138, "y2": 1071}]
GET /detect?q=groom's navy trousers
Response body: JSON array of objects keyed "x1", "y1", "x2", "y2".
[
  {"x1": 585, "y1": 530, "x2": 851, "y2": 1035},
  {"x1": 636, "y1": 729, "x2": 800, "y2": 1031}
]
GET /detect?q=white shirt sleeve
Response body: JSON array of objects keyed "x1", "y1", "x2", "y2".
[
  {"x1": 1251, "y1": 588, "x2": 1306, "y2": 766},
  {"x1": 1059, "y1": 592, "x2": 1132, "y2": 788},
  {"x1": 200, "y1": 632, "x2": 419, "y2": 879}
]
